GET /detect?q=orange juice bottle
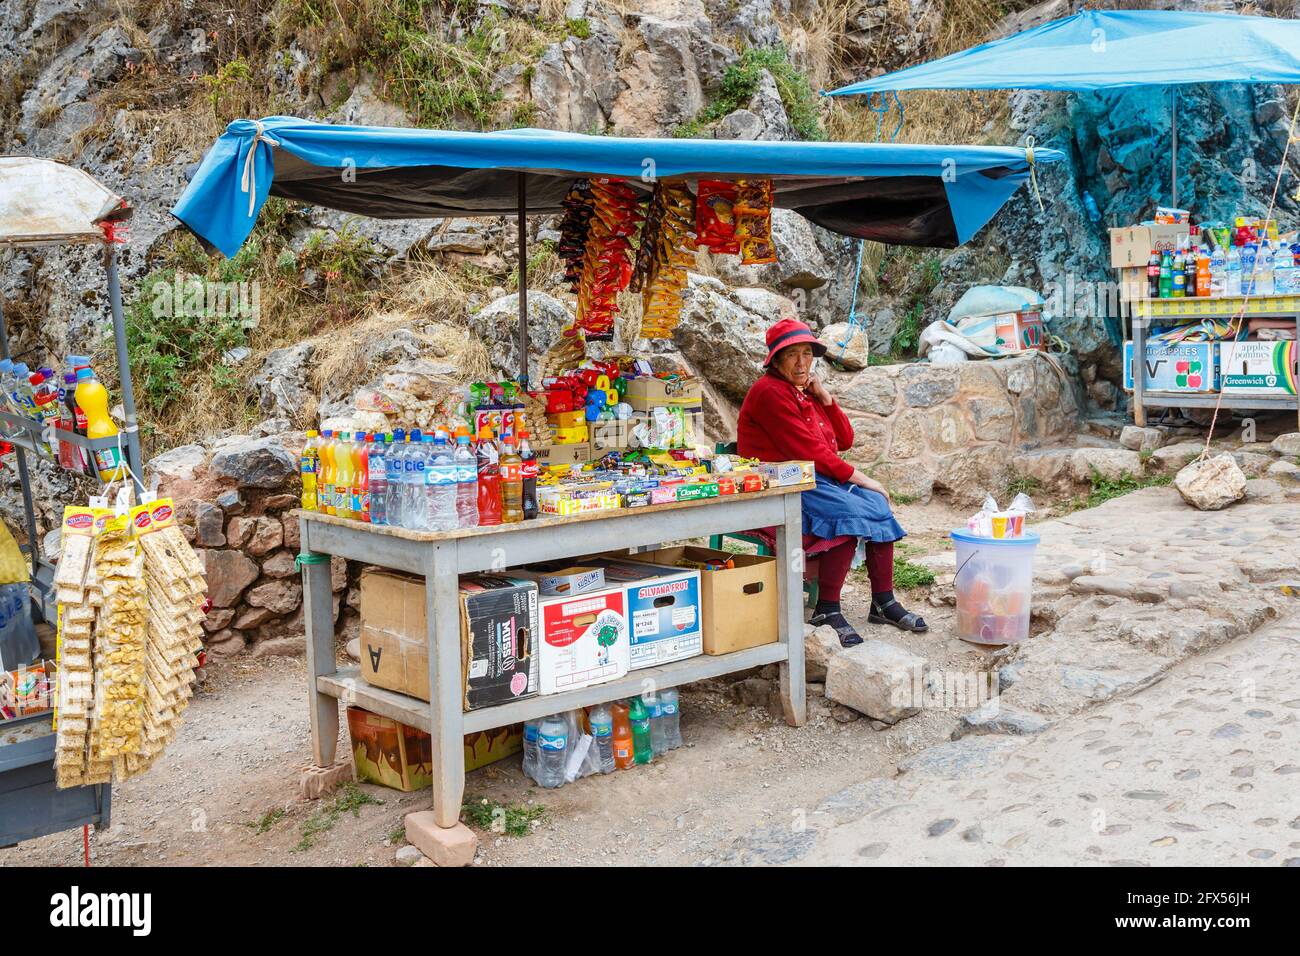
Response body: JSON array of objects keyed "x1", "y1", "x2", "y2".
[
  {"x1": 611, "y1": 702, "x2": 634, "y2": 770},
  {"x1": 73, "y1": 368, "x2": 125, "y2": 481},
  {"x1": 352, "y1": 433, "x2": 370, "y2": 523},
  {"x1": 334, "y1": 432, "x2": 354, "y2": 520}
]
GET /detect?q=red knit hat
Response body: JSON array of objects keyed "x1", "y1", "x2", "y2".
[{"x1": 763, "y1": 318, "x2": 826, "y2": 367}]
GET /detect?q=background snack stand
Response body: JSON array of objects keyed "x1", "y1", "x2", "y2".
[{"x1": 0, "y1": 158, "x2": 148, "y2": 845}]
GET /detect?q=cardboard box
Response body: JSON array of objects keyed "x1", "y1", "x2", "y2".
[
  {"x1": 590, "y1": 419, "x2": 630, "y2": 452},
  {"x1": 546, "y1": 410, "x2": 588, "y2": 430},
  {"x1": 511, "y1": 564, "x2": 606, "y2": 597},
  {"x1": 993, "y1": 310, "x2": 1045, "y2": 351},
  {"x1": 539, "y1": 442, "x2": 592, "y2": 467},
  {"x1": 1221, "y1": 340, "x2": 1298, "y2": 395},
  {"x1": 1110, "y1": 224, "x2": 1194, "y2": 268},
  {"x1": 1122, "y1": 341, "x2": 1220, "y2": 393},
  {"x1": 758, "y1": 461, "x2": 814, "y2": 486},
  {"x1": 359, "y1": 569, "x2": 539, "y2": 710},
  {"x1": 1117, "y1": 266, "x2": 1149, "y2": 303},
  {"x1": 638, "y1": 547, "x2": 778, "y2": 655},
  {"x1": 537, "y1": 586, "x2": 629, "y2": 693},
  {"x1": 625, "y1": 376, "x2": 702, "y2": 411},
  {"x1": 587, "y1": 559, "x2": 702, "y2": 669},
  {"x1": 347, "y1": 707, "x2": 522, "y2": 791}
]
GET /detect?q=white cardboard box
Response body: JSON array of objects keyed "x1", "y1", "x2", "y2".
[
  {"x1": 537, "y1": 586, "x2": 629, "y2": 694},
  {"x1": 1220, "y1": 340, "x2": 1298, "y2": 395}
]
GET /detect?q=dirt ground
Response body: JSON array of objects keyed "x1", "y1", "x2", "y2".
[{"x1": 3, "y1": 499, "x2": 994, "y2": 868}]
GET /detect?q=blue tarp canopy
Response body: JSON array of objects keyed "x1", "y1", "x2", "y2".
[
  {"x1": 172, "y1": 117, "x2": 1062, "y2": 258},
  {"x1": 825, "y1": 9, "x2": 1300, "y2": 95}
]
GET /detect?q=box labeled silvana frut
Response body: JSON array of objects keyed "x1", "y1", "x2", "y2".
[
  {"x1": 537, "y1": 587, "x2": 629, "y2": 694},
  {"x1": 1220, "y1": 341, "x2": 1298, "y2": 395},
  {"x1": 586, "y1": 559, "x2": 702, "y2": 669},
  {"x1": 1122, "y1": 341, "x2": 1219, "y2": 393}
]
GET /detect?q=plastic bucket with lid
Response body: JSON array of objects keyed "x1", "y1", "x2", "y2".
[{"x1": 950, "y1": 529, "x2": 1040, "y2": 645}]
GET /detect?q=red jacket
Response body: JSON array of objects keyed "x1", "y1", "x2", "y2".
[{"x1": 737, "y1": 371, "x2": 855, "y2": 482}]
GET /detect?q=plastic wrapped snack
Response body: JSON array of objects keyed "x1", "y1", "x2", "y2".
[{"x1": 696, "y1": 180, "x2": 738, "y2": 251}]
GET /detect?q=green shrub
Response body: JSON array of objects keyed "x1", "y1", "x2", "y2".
[{"x1": 675, "y1": 45, "x2": 824, "y2": 141}]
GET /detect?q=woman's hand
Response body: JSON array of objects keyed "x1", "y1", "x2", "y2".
[
  {"x1": 848, "y1": 470, "x2": 891, "y2": 503},
  {"x1": 805, "y1": 374, "x2": 834, "y2": 406}
]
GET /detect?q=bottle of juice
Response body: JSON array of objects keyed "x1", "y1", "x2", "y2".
[
  {"x1": 300, "y1": 429, "x2": 320, "y2": 511},
  {"x1": 499, "y1": 433, "x2": 523, "y2": 524},
  {"x1": 334, "y1": 432, "x2": 354, "y2": 520},
  {"x1": 475, "y1": 426, "x2": 502, "y2": 526},
  {"x1": 73, "y1": 368, "x2": 124, "y2": 482},
  {"x1": 318, "y1": 430, "x2": 335, "y2": 514},
  {"x1": 352, "y1": 432, "x2": 370, "y2": 523},
  {"x1": 611, "y1": 702, "x2": 634, "y2": 770}
]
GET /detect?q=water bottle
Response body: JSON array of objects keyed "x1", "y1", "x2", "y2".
[
  {"x1": 386, "y1": 428, "x2": 406, "y2": 528},
  {"x1": 1256, "y1": 240, "x2": 1275, "y2": 296},
  {"x1": 368, "y1": 435, "x2": 389, "y2": 526},
  {"x1": 424, "y1": 433, "x2": 457, "y2": 532},
  {"x1": 660, "y1": 688, "x2": 681, "y2": 749},
  {"x1": 1277, "y1": 245, "x2": 1298, "y2": 295},
  {"x1": 453, "y1": 433, "x2": 479, "y2": 528},
  {"x1": 1226, "y1": 245, "x2": 1242, "y2": 296},
  {"x1": 644, "y1": 691, "x2": 667, "y2": 755},
  {"x1": 404, "y1": 430, "x2": 425, "y2": 529},
  {"x1": 628, "y1": 696, "x2": 653, "y2": 764},
  {"x1": 1241, "y1": 242, "x2": 1258, "y2": 296},
  {"x1": 587, "y1": 704, "x2": 616, "y2": 774},
  {"x1": 522, "y1": 719, "x2": 540, "y2": 778},
  {"x1": 1209, "y1": 243, "x2": 1227, "y2": 297},
  {"x1": 537, "y1": 714, "x2": 568, "y2": 788}
]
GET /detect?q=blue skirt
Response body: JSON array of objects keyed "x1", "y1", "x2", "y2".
[{"x1": 801, "y1": 475, "x2": 906, "y2": 544}]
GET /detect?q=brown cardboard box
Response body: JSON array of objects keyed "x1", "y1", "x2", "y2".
[
  {"x1": 637, "y1": 546, "x2": 778, "y2": 655},
  {"x1": 347, "y1": 707, "x2": 522, "y2": 791},
  {"x1": 624, "y1": 376, "x2": 702, "y2": 411},
  {"x1": 539, "y1": 442, "x2": 592, "y2": 467},
  {"x1": 1117, "y1": 265, "x2": 1148, "y2": 303},
  {"x1": 1109, "y1": 224, "x2": 1193, "y2": 268},
  {"x1": 359, "y1": 569, "x2": 539, "y2": 711},
  {"x1": 590, "y1": 419, "x2": 629, "y2": 452}
]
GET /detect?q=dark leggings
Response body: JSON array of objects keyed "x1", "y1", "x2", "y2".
[{"x1": 817, "y1": 539, "x2": 894, "y2": 603}]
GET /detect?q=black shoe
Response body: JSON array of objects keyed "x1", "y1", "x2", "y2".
[
  {"x1": 809, "y1": 609, "x2": 864, "y2": 647},
  {"x1": 868, "y1": 598, "x2": 928, "y2": 633}
]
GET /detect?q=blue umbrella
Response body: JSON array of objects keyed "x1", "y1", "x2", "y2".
[{"x1": 825, "y1": 8, "x2": 1300, "y2": 204}]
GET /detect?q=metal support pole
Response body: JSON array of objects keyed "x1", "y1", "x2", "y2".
[
  {"x1": 0, "y1": 286, "x2": 43, "y2": 585},
  {"x1": 105, "y1": 247, "x2": 143, "y2": 494},
  {"x1": 517, "y1": 172, "x2": 529, "y2": 387},
  {"x1": 1170, "y1": 86, "x2": 1178, "y2": 208}
]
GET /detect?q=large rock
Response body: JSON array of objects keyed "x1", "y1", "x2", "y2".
[
  {"x1": 209, "y1": 436, "x2": 298, "y2": 490},
  {"x1": 707, "y1": 209, "x2": 831, "y2": 294},
  {"x1": 468, "y1": 292, "x2": 572, "y2": 379},
  {"x1": 609, "y1": 12, "x2": 734, "y2": 135},
  {"x1": 1174, "y1": 453, "x2": 1247, "y2": 511},
  {"x1": 803, "y1": 623, "x2": 841, "y2": 682},
  {"x1": 824, "y1": 639, "x2": 928, "y2": 725},
  {"x1": 244, "y1": 580, "x2": 304, "y2": 615},
  {"x1": 818, "y1": 322, "x2": 870, "y2": 371},
  {"x1": 1151, "y1": 440, "x2": 1205, "y2": 471},
  {"x1": 527, "y1": 12, "x2": 622, "y2": 133},
  {"x1": 145, "y1": 443, "x2": 208, "y2": 486},
  {"x1": 201, "y1": 550, "x2": 260, "y2": 609},
  {"x1": 1119, "y1": 425, "x2": 1164, "y2": 451},
  {"x1": 250, "y1": 343, "x2": 315, "y2": 422},
  {"x1": 1271, "y1": 432, "x2": 1300, "y2": 457},
  {"x1": 1068, "y1": 447, "x2": 1141, "y2": 483},
  {"x1": 194, "y1": 502, "x2": 226, "y2": 547}
]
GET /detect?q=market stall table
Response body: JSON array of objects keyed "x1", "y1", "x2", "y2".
[
  {"x1": 1129, "y1": 294, "x2": 1300, "y2": 430},
  {"x1": 297, "y1": 477, "x2": 811, "y2": 828}
]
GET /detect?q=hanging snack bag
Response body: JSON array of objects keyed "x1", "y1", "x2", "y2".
[{"x1": 696, "y1": 180, "x2": 738, "y2": 252}]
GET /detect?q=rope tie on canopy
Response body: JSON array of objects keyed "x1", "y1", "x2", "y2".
[
  {"x1": 239, "y1": 120, "x2": 281, "y2": 217},
  {"x1": 1024, "y1": 135, "x2": 1045, "y2": 213}
]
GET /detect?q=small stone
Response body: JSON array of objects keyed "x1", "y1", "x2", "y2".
[
  {"x1": 346, "y1": 637, "x2": 361, "y2": 662},
  {"x1": 233, "y1": 606, "x2": 276, "y2": 630},
  {"x1": 245, "y1": 580, "x2": 303, "y2": 615},
  {"x1": 731, "y1": 677, "x2": 774, "y2": 708},
  {"x1": 194, "y1": 502, "x2": 226, "y2": 547},
  {"x1": 202, "y1": 607, "x2": 236, "y2": 633},
  {"x1": 1119, "y1": 425, "x2": 1164, "y2": 452},
  {"x1": 952, "y1": 702, "x2": 1049, "y2": 739},
  {"x1": 926, "y1": 818, "x2": 957, "y2": 837},
  {"x1": 803, "y1": 623, "x2": 841, "y2": 682},
  {"x1": 331, "y1": 554, "x2": 348, "y2": 592},
  {"x1": 246, "y1": 516, "x2": 285, "y2": 556},
  {"x1": 831, "y1": 704, "x2": 862, "y2": 723},
  {"x1": 1174, "y1": 453, "x2": 1246, "y2": 511},
  {"x1": 261, "y1": 550, "x2": 297, "y2": 579},
  {"x1": 395, "y1": 845, "x2": 426, "y2": 866},
  {"x1": 226, "y1": 516, "x2": 254, "y2": 549},
  {"x1": 264, "y1": 493, "x2": 298, "y2": 510},
  {"x1": 216, "y1": 489, "x2": 246, "y2": 514},
  {"x1": 1270, "y1": 432, "x2": 1300, "y2": 457}
]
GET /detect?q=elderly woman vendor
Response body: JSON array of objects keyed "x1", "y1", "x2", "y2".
[{"x1": 738, "y1": 318, "x2": 926, "y2": 647}]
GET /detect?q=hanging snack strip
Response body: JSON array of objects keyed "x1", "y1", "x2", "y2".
[
  {"x1": 558, "y1": 179, "x2": 594, "y2": 290},
  {"x1": 636, "y1": 183, "x2": 698, "y2": 340},
  {"x1": 127, "y1": 500, "x2": 205, "y2": 777},
  {"x1": 53, "y1": 506, "x2": 99, "y2": 788},
  {"x1": 89, "y1": 514, "x2": 147, "y2": 773},
  {"x1": 575, "y1": 178, "x2": 643, "y2": 340},
  {"x1": 735, "y1": 178, "x2": 776, "y2": 265}
]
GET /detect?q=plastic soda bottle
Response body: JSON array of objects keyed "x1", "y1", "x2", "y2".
[
  {"x1": 1145, "y1": 250, "x2": 1160, "y2": 298},
  {"x1": 536, "y1": 713, "x2": 568, "y2": 788},
  {"x1": 611, "y1": 702, "x2": 634, "y2": 770},
  {"x1": 499, "y1": 434, "x2": 524, "y2": 523},
  {"x1": 300, "y1": 430, "x2": 320, "y2": 511},
  {"x1": 317, "y1": 431, "x2": 334, "y2": 514},
  {"x1": 522, "y1": 719, "x2": 540, "y2": 777},
  {"x1": 660, "y1": 688, "x2": 681, "y2": 749},
  {"x1": 334, "y1": 432, "x2": 354, "y2": 519},
  {"x1": 368, "y1": 435, "x2": 389, "y2": 526},
  {"x1": 352, "y1": 433, "x2": 370, "y2": 523},
  {"x1": 1158, "y1": 250, "x2": 1172, "y2": 298},
  {"x1": 644, "y1": 691, "x2": 667, "y2": 755},
  {"x1": 453, "y1": 431, "x2": 478, "y2": 528},
  {"x1": 73, "y1": 368, "x2": 124, "y2": 481},
  {"x1": 386, "y1": 429, "x2": 405, "y2": 527},
  {"x1": 475, "y1": 426, "x2": 502, "y2": 526},
  {"x1": 628, "y1": 696, "x2": 653, "y2": 764},
  {"x1": 587, "y1": 703, "x2": 616, "y2": 774},
  {"x1": 1196, "y1": 251, "x2": 1211, "y2": 297},
  {"x1": 518, "y1": 430, "x2": 539, "y2": 520}
]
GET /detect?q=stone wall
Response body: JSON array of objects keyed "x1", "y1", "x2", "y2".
[
  {"x1": 828, "y1": 352, "x2": 1080, "y2": 504},
  {"x1": 146, "y1": 429, "x2": 354, "y2": 660}
]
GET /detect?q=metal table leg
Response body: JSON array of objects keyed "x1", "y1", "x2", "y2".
[
  {"x1": 1133, "y1": 305, "x2": 1146, "y2": 427},
  {"x1": 300, "y1": 524, "x2": 338, "y2": 767},
  {"x1": 426, "y1": 541, "x2": 466, "y2": 829},
  {"x1": 775, "y1": 492, "x2": 807, "y2": 727}
]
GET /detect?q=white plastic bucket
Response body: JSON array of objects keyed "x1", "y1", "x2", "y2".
[{"x1": 950, "y1": 529, "x2": 1040, "y2": 645}]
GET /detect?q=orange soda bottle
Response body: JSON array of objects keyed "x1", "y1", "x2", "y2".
[{"x1": 611, "y1": 702, "x2": 634, "y2": 770}]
